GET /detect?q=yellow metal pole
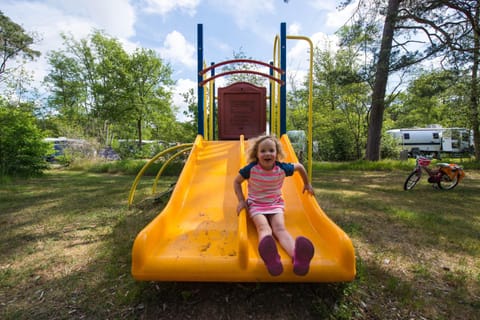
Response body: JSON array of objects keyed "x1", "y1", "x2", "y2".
[
  {"x1": 237, "y1": 135, "x2": 248, "y2": 269},
  {"x1": 286, "y1": 35, "x2": 314, "y2": 181},
  {"x1": 152, "y1": 146, "x2": 193, "y2": 194},
  {"x1": 203, "y1": 61, "x2": 209, "y2": 140},
  {"x1": 209, "y1": 78, "x2": 214, "y2": 140},
  {"x1": 272, "y1": 34, "x2": 281, "y2": 136}
]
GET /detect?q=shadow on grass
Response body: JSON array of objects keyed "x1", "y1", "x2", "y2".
[
  {"x1": 0, "y1": 171, "x2": 135, "y2": 259},
  {"x1": 1, "y1": 169, "x2": 479, "y2": 319}
]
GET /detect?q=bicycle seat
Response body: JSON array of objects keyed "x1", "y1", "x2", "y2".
[{"x1": 436, "y1": 163, "x2": 450, "y2": 167}]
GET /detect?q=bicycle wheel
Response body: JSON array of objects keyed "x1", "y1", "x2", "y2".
[
  {"x1": 404, "y1": 171, "x2": 421, "y2": 190},
  {"x1": 437, "y1": 172, "x2": 459, "y2": 190}
]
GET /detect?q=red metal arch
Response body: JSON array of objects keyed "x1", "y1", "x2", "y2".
[
  {"x1": 199, "y1": 70, "x2": 284, "y2": 87},
  {"x1": 199, "y1": 58, "x2": 284, "y2": 76}
]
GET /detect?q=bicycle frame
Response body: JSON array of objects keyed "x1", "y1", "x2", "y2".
[{"x1": 404, "y1": 156, "x2": 464, "y2": 191}]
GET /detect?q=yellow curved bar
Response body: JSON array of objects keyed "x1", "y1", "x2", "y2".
[
  {"x1": 237, "y1": 135, "x2": 248, "y2": 269},
  {"x1": 203, "y1": 61, "x2": 209, "y2": 140},
  {"x1": 286, "y1": 35, "x2": 314, "y2": 181},
  {"x1": 152, "y1": 146, "x2": 193, "y2": 194},
  {"x1": 128, "y1": 143, "x2": 194, "y2": 206}
]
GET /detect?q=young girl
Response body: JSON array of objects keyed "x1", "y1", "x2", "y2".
[{"x1": 233, "y1": 135, "x2": 315, "y2": 276}]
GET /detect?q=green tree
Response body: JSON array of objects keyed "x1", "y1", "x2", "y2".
[
  {"x1": 45, "y1": 31, "x2": 177, "y2": 147},
  {"x1": 45, "y1": 33, "x2": 98, "y2": 138},
  {"x1": 310, "y1": 46, "x2": 370, "y2": 160},
  {"x1": 0, "y1": 101, "x2": 48, "y2": 177},
  {"x1": 387, "y1": 70, "x2": 469, "y2": 129},
  {"x1": 125, "y1": 48, "x2": 175, "y2": 145},
  {"x1": 0, "y1": 11, "x2": 40, "y2": 79},
  {"x1": 90, "y1": 31, "x2": 131, "y2": 145},
  {"x1": 341, "y1": 0, "x2": 480, "y2": 160},
  {"x1": 397, "y1": 0, "x2": 480, "y2": 159},
  {"x1": 177, "y1": 87, "x2": 198, "y2": 142},
  {"x1": 44, "y1": 50, "x2": 86, "y2": 134}
]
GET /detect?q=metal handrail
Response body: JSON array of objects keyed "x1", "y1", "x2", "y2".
[
  {"x1": 152, "y1": 147, "x2": 193, "y2": 194},
  {"x1": 128, "y1": 144, "x2": 193, "y2": 206}
]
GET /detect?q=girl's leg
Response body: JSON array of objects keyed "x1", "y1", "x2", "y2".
[
  {"x1": 268, "y1": 213, "x2": 295, "y2": 257},
  {"x1": 251, "y1": 214, "x2": 283, "y2": 276},
  {"x1": 251, "y1": 214, "x2": 272, "y2": 240},
  {"x1": 269, "y1": 213, "x2": 314, "y2": 276}
]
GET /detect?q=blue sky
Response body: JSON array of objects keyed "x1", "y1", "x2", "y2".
[{"x1": 1, "y1": 0, "x2": 357, "y2": 120}]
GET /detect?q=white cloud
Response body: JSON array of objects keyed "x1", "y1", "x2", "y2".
[
  {"x1": 325, "y1": 0, "x2": 358, "y2": 30},
  {"x1": 288, "y1": 23, "x2": 301, "y2": 35},
  {"x1": 208, "y1": 38, "x2": 232, "y2": 59},
  {"x1": 172, "y1": 78, "x2": 197, "y2": 122},
  {"x1": 2, "y1": 0, "x2": 138, "y2": 86},
  {"x1": 143, "y1": 0, "x2": 200, "y2": 16},
  {"x1": 41, "y1": 0, "x2": 136, "y2": 38},
  {"x1": 307, "y1": 0, "x2": 337, "y2": 11},
  {"x1": 210, "y1": 0, "x2": 275, "y2": 29},
  {"x1": 286, "y1": 31, "x2": 339, "y2": 89},
  {"x1": 310, "y1": 32, "x2": 339, "y2": 52},
  {"x1": 287, "y1": 39, "x2": 311, "y2": 89},
  {"x1": 159, "y1": 31, "x2": 196, "y2": 68}
]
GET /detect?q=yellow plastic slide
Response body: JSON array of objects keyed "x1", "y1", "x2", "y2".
[{"x1": 131, "y1": 135, "x2": 356, "y2": 282}]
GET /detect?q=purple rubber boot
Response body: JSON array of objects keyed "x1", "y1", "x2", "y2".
[
  {"x1": 293, "y1": 236, "x2": 314, "y2": 276},
  {"x1": 258, "y1": 235, "x2": 283, "y2": 276}
]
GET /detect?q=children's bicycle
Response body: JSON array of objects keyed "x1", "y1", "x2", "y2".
[{"x1": 403, "y1": 156, "x2": 465, "y2": 190}]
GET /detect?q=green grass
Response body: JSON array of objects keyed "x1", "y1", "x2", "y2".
[
  {"x1": 312, "y1": 157, "x2": 480, "y2": 171},
  {"x1": 0, "y1": 162, "x2": 479, "y2": 319},
  {"x1": 315, "y1": 168, "x2": 480, "y2": 319}
]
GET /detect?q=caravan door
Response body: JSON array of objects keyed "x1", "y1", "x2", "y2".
[{"x1": 442, "y1": 129, "x2": 453, "y2": 152}]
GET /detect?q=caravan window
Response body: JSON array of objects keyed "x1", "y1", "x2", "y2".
[
  {"x1": 433, "y1": 133, "x2": 439, "y2": 139},
  {"x1": 403, "y1": 133, "x2": 410, "y2": 139}
]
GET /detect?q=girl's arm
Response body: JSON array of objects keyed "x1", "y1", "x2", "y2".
[
  {"x1": 293, "y1": 163, "x2": 315, "y2": 195},
  {"x1": 233, "y1": 174, "x2": 248, "y2": 214}
]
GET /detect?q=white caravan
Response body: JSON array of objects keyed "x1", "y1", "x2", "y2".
[{"x1": 386, "y1": 127, "x2": 473, "y2": 157}]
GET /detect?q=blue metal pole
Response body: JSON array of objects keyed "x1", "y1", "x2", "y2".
[
  {"x1": 197, "y1": 24, "x2": 204, "y2": 136},
  {"x1": 280, "y1": 22, "x2": 287, "y2": 135}
]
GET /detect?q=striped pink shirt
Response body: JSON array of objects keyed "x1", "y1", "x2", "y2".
[{"x1": 239, "y1": 162, "x2": 294, "y2": 217}]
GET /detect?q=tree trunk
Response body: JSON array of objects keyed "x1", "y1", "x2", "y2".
[
  {"x1": 137, "y1": 118, "x2": 142, "y2": 147},
  {"x1": 365, "y1": 0, "x2": 400, "y2": 160},
  {"x1": 471, "y1": 4, "x2": 480, "y2": 161}
]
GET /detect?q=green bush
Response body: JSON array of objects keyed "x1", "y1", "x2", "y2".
[
  {"x1": 0, "y1": 105, "x2": 49, "y2": 177},
  {"x1": 316, "y1": 126, "x2": 358, "y2": 161},
  {"x1": 381, "y1": 132, "x2": 402, "y2": 159},
  {"x1": 114, "y1": 141, "x2": 169, "y2": 159}
]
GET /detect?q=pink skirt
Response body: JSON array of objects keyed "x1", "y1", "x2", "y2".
[{"x1": 246, "y1": 199, "x2": 284, "y2": 218}]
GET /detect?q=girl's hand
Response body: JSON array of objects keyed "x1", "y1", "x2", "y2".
[
  {"x1": 237, "y1": 200, "x2": 248, "y2": 215},
  {"x1": 303, "y1": 183, "x2": 315, "y2": 195}
]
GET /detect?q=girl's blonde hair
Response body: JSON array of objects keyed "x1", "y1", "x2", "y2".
[{"x1": 246, "y1": 135, "x2": 286, "y2": 163}]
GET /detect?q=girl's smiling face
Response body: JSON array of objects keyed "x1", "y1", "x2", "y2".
[{"x1": 256, "y1": 138, "x2": 277, "y2": 170}]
